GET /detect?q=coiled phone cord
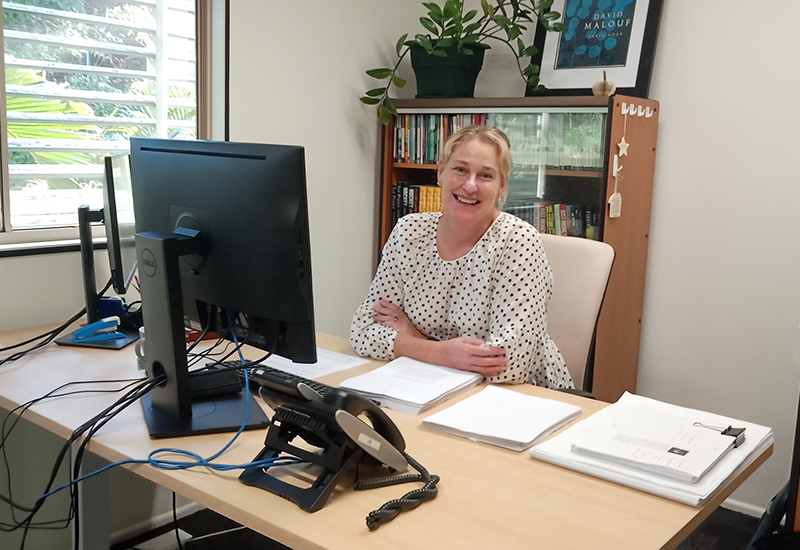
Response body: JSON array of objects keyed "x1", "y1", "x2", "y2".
[{"x1": 354, "y1": 452, "x2": 440, "y2": 530}]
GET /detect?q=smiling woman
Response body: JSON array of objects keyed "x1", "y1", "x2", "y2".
[{"x1": 350, "y1": 125, "x2": 573, "y2": 390}]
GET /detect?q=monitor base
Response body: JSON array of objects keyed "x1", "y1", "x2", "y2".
[{"x1": 141, "y1": 391, "x2": 270, "y2": 439}]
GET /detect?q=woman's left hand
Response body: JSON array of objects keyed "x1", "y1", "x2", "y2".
[{"x1": 373, "y1": 299, "x2": 426, "y2": 339}]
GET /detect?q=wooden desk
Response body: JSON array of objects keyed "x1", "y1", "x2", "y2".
[{"x1": 0, "y1": 325, "x2": 773, "y2": 550}]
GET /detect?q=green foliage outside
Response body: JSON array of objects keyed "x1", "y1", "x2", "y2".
[{"x1": 4, "y1": 0, "x2": 196, "y2": 191}]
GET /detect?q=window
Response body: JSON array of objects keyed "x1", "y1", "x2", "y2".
[{"x1": 1, "y1": 0, "x2": 207, "y2": 240}]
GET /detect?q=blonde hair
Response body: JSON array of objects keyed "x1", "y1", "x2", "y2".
[{"x1": 440, "y1": 125, "x2": 513, "y2": 188}]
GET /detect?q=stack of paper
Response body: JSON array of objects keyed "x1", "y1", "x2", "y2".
[
  {"x1": 529, "y1": 392, "x2": 774, "y2": 506},
  {"x1": 339, "y1": 357, "x2": 482, "y2": 414},
  {"x1": 421, "y1": 386, "x2": 583, "y2": 451},
  {"x1": 570, "y1": 406, "x2": 736, "y2": 483}
]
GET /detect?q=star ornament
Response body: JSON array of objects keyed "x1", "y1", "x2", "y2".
[{"x1": 617, "y1": 136, "x2": 630, "y2": 156}]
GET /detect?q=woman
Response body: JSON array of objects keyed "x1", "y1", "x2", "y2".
[{"x1": 350, "y1": 125, "x2": 572, "y2": 389}]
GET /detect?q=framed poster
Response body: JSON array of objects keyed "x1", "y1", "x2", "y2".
[{"x1": 527, "y1": 0, "x2": 664, "y2": 97}]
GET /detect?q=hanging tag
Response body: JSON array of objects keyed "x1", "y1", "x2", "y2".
[{"x1": 609, "y1": 192, "x2": 622, "y2": 218}]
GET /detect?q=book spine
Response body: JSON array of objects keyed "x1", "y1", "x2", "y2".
[{"x1": 559, "y1": 204, "x2": 568, "y2": 236}]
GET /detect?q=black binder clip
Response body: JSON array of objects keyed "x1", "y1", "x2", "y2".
[{"x1": 721, "y1": 426, "x2": 746, "y2": 448}]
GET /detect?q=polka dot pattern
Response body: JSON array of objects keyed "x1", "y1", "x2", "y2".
[{"x1": 350, "y1": 212, "x2": 573, "y2": 389}]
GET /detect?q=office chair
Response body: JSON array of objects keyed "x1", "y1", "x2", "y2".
[{"x1": 540, "y1": 234, "x2": 615, "y2": 395}]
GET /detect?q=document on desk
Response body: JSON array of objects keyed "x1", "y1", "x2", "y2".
[
  {"x1": 529, "y1": 392, "x2": 774, "y2": 506},
  {"x1": 569, "y1": 407, "x2": 735, "y2": 483},
  {"x1": 421, "y1": 385, "x2": 582, "y2": 451},
  {"x1": 339, "y1": 357, "x2": 482, "y2": 414},
  {"x1": 257, "y1": 348, "x2": 370, "y2": 379}
]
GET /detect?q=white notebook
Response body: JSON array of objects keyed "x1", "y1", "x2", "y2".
[
  {"x1": 339, "y1": 356, "x2": 482, "y2": 415},
  {"x1": 421, "y1": 386, "x2": 583, "y2": 451}
]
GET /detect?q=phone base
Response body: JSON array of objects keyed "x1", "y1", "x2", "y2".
[{"x1": 239, "y1": 405, "x2": 363, "y2": 512}]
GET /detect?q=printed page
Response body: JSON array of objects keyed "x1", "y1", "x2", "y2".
[
  {"x1": 571, "y1": 407, "x2": 734, "y2": 483},
  {"x1": 421, "y1": 386, "x2": 582, "y2": 451},
  {"x1": 257, "y1": 348, "x2": 370, "y2": 379},
  {"x1": 339, "y1": 356, "x2": 482, "y2": 408}
]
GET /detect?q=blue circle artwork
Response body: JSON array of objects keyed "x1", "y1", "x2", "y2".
[{"x1": 555, "y1": 0, "x2": 636, "y2": 69}]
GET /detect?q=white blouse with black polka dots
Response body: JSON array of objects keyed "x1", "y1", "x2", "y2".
[{"x1": 350, "y1": 211, "x2": 573, "y2": 389}]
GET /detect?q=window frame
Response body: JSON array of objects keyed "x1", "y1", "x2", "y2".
[{"x1": 0, "y1": 0, "x2": 212, "y2": 254}]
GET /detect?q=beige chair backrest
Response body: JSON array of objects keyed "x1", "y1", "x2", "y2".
[{"x1": 539, "y1": 234, "x2": 615, "y2": 391}]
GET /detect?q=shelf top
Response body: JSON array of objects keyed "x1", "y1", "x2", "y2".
[{"x1": 391, "y1": 96, "x2": 613, "y2": 110}]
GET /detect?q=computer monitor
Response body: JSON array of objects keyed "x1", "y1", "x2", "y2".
[
  {"x1": 129, "y1": 137, "x2": 317, "y2": 438},
  {"x1": 55, "y1": 154, "x2": 141, "y2": 349},
  {"x1": 103, "y1": 154, "x2": 137, "y2": 295}
]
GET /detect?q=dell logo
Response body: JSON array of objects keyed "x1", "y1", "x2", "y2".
[{"x1": 141, "y1": 249, "x2": 157, "y2": 277}]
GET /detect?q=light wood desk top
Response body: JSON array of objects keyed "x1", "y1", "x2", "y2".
[{"x1": 0, "y1": 325, "x2": 772, "y2": 550}]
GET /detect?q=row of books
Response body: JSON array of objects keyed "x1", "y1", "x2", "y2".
[
  {"x1": 391, "y1": 183, "x2": 601, "y2": 241},
  {"x1": 504, "y1": 203, "x2": 601, "y2": 240},
  {"x1": 393, "y1": 112, "x2": 607, "y2": 172},
  {"x1": 391, "y1": 182, "x2": 443, "y2": 226},
  {"x1": 394, "y1": 113, "x2": 486, "y2": 165}
]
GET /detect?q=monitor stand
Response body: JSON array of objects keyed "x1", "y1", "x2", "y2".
[
  {"x1": 57, "y1": 205, "x2": 139, "y2": 349},
  {"x1": 135, "y1": 228, "x2": 269, "y2": 439}
]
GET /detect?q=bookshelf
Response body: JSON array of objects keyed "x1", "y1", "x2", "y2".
[{"x1": 377, "y1": 95, "x2": 659, "y2": 402}]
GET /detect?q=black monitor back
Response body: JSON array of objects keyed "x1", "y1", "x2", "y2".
[{"x1": 129, "y1": 138, "x2": 316, "y2": 363}]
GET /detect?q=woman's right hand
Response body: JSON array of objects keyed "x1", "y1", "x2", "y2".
[{"x1": 441, "y1": 337, "x2": 507, "y2": 377}]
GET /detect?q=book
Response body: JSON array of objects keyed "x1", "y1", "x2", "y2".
[
  {"x1": 529, "y1": 392, "x2": 774, "y2": 506},
  {"x1": 339, "y1": 356, "x2": 483, "y2": 415},
  {"x1": 421, "y1": 385, "x2": 582, "y2": 451}
]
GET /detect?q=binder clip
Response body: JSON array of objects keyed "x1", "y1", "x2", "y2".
[
  {"x1": 72, "y1": 316, "x2": 126, "y2": 344},
  {"x1": 722, "y1": 426, "x2": 746, "y2": 448}
]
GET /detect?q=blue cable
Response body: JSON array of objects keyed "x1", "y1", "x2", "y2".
[{"x1": 37, "y1": 312, "x2": 280, "y2": 505}]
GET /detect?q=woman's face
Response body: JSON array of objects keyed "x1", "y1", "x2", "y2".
[{"x1": 438, "y1": 137, "x2": 505, "y2": 230}]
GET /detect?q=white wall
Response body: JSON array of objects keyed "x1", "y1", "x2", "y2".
[
  {"x1": 227, "y1": 0, "x2": 528, "y2": 338},
  {"x1": 640, "y1": 0, "x2": 800, "y2": 513}
]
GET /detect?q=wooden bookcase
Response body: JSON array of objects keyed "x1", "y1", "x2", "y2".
[{"x1": 377, "y1": 95, "x2": 659, "y2": 402}]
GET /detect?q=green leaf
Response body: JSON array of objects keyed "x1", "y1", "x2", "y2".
[
  {"x1": 422, "y1": 2, "x2": 443, "y2": 17},
  {"x1": 551, "y1": 22, "x2": 566, "y2": 32},
  {"x1": 507, "y1": 25, "x2": 522, "y2": 39},
  {"x1": 463, "y1": 9, "x2": 478, "y2": 22},
  {"x1": 431, "y1": 49, "x2": 448, "y2": 57},
  {"x1": 541, "y1": 11, "x2": 560, "y2": 21},
  {"x1": 522, "y1": 45, "x2": 539, "y2": 57},
  {"x1": 392, "y1": 75, "x2": 407, "y2": 87},
  {"x1": 461, "y1": 34, "x2": 479, "y2": 44},
  {"x1": 396, "y1": 33, "x2": 408, "y2": 55},
  {"x1": 494, "y1": 14, "x2": 512, "y2": 27},
  {"x1": 416, "y1": 34, "x2": 435, "y2": 53},
  {"x1": 420, "y1": 17, "x2": 439, "y2": 34},
  {"x1": 443, "y1": 0, "x2": 460, "y2": 19},
  {"x1": 463, "y1": 22, "x2": 482, "y2": 35},
  {"x1": 436, "y1": 37, "x2": 456, "y2": 48},
  {"x1": 366, "y1": 87, "x2": 387, "y2": 97},
  {"x1": 481, "y1": 0, "x2": 492, "y2": 16},
  {"x1": 378, "y1": 105, "x2": 391, "y2": 125},
  {"x1": 522, "y1": 64, "x2": 536, "y2": 77},
  {"x1": 366, "y1": 68, "x2": 393, "y2": 79},
  {"x1": 538, "y1": 0, "x2": 555, "y2": 9},
  {"x1": 385, "y1": 98, "x2": 398, "y2": 116},
  {"x1": 360, "y1": 96, "x2": 381, "y2": 105}
]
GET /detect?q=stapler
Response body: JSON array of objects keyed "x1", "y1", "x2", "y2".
[{"x1": 72, "y1": 316, "x2": 126, "y2": 344}]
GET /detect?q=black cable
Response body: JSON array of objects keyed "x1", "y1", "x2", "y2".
[
  {"x1": 0, "y1": 378, "x2": 144, "y2": 530},
  {"x1": 0, "y1": 277, "x2": 113, "y2": 367},
  {"x1": 12, "y1": 375, "x2": 162, "y2": 549},
  {"x1": 353, "y1": 452, "x2": 440, "y2": 531},
  {"x1": 67, "y1": 376, "x2": 164, "y2": 550},
  {"x1": 172, "y1": 491, "x2": 185, "y2": 550}
]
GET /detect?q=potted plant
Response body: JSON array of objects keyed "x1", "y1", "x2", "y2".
[{"x1": 361, "y1": 0, "x2": 566, "y2": 124}]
